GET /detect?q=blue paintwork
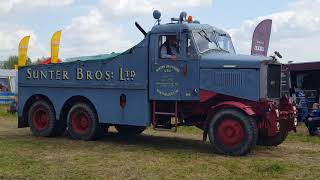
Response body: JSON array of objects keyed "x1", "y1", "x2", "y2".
[
  {"x1": 18, "y1": 21, "x2": 271, "y2": 127},
  {"x1": 200, "y1": 68, "x2": 260, "y2": 101},
  {"x1": 200, "y1": 53, "x2": 264, "y2": 101},
  {"x1": 19, "y1": 39, "x2": 150, "y2": 126},
  {"x1": 148, "y1": 31, "x2": 200, "y2": 101},
  {"x1": 200, "y1": 53, "x2": 264, "y2": 69}
]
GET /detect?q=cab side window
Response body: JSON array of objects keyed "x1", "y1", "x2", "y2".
[{"x1": 159, "y1": 35, "x2": 179, "y2": 59}]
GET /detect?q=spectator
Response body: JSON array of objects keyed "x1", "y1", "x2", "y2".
[{"x1": 305, "y1": 103, "x2": 320, "y2": 136}]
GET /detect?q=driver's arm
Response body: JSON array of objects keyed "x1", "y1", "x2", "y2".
[{"x1": 160, "y1": 46, "x2": 174, "y2": 59}]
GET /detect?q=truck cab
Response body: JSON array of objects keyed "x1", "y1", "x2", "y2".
[{"x1": 17, "y1": 11, "x2": 297, "y2": 156}]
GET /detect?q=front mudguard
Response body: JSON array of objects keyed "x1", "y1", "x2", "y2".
[{"x1": 210, "y1": 101, "x2": 256, "y2": 116}]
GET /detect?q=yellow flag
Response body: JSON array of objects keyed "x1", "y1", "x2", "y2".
[
  {"x1": 51, "y1": 30, "x2": 62, "y2": 64},
  {"x1": 17, "y1": 36, "x2": 30, "y2": 69}
]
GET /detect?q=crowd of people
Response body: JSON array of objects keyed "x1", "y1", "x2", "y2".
[{"x1": 295, "y1": 90, "x2": 320, "y2": 136}]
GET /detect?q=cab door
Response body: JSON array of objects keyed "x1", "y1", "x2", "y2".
[
  {"x1": 149, "y1": 33, "x2": 199, "y2": 101},
  {"x1": 179, "y1": 33, "x2": 200, "y2": 101}
]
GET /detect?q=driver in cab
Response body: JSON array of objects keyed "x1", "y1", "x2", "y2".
[{"x1": 160, "y1": 35, "x2": 178, "y2": 61}]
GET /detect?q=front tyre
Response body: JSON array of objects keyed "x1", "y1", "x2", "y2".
[
  {"x1": 208, "y1": 109, "x2": 257, "y2": 156},
  {"x1": 67, "y1": 103, "x2": 102, "y2": 141}
]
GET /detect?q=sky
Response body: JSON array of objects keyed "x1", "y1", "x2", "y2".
[{"x1": 0, "y1": 0, "x2": 319, "y2": 63}]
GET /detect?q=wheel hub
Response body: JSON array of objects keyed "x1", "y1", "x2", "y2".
[
  {"x1": 80, "y1": 117, "x2": 89, "y2": 128},
  {"x1": 71, "y1": 111, "x2": 89, "y2": 134},
  {"x1": 217, "y1": 119, "x2": 244, "y2": 147},
  {"x1": 32, "y1": 107, "x2": 49, "y2": 131}
]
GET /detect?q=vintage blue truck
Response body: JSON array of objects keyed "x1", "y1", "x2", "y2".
[{"x1": 17, "y1": 11, "x2": 297, "y2": 156}]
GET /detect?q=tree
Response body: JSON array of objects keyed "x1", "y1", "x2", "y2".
[
  {"x1": 34, "y1": 57, "x2": 49, "y2": 64},
  {"x1": 2, "y1": 55, "x2": 32, "y2": 69}
]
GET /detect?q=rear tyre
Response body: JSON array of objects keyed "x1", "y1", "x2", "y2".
[
  {"x1": 28, "y1": 100, "x2": 63, "y2": 137},
  {"x1": 208, "y1": 109, "x2": 257, "y2": 156},
  {"x1": 257, "y1": 121, "x2": 288, "y2": 146},
  {"x1": 67, "y1": 103, "x2": 102, "y2": 141},
  {"x1": 115, "y1": 125, "x2": 146, "y2": 136}
]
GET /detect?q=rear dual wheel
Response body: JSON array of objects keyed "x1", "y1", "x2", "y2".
[
  {"x1": 67, "y1": 103, "x2": 106, "y2": 140},
  {"x1": 208, "y1": 109, "x2": 257, "y2": 156},
  {"x1": 28, "y1": 100, "x2": 65, "y2": 137}
]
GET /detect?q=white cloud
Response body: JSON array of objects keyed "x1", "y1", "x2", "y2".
[
  {"x1": 60, "y1": 9, "x2": 133, "y2": 58},
  {"x1": 100, "y1": 0, "x2": 212, "y2": 16},
  {"x1": 0, "y1": 24, "x2": 47, "y2": 60},
  {"x1": 0, "y1": 0, "x2": 214, "y2": 61},
  {"x1": 3, "y1": 0, "x2": 319, "y2": 64},
  {"x1": 60, "y1": 0, "x2": 214, "y2": 58},
  {"x1": 229, "y1": 0, "x2": 320, "y2": 63},
  {"x1": 0, "y1": 0, "x2": 74, "y2": 13}
]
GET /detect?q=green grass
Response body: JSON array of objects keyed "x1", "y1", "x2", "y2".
[
  {"x1": 0, "y1": 104, "x2": 320, "y2": 179},
  {"x1": 0, "y1": 105, "x2": 16, "y2": 121}
]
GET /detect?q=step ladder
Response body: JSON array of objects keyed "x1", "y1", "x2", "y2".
[{"x1": 152, "y1": 101, "x2": 179, "y2": 132}]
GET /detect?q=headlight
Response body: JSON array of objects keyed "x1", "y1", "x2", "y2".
[{"x1": 275, "y1": 109, "x2": 280, "y2": 118}]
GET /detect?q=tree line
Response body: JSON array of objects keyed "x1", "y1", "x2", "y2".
[{"x1": 0, "y1": 56, "x2": 49, "y2": 69}]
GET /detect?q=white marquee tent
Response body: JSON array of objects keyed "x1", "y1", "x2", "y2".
[{"x1": 0, "y1": 69, "x2": 18, "y2": 93}]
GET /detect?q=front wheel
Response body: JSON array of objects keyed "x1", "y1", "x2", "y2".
[{"x1": 208, "y1": 109, "x2": 257, "y2": 156}]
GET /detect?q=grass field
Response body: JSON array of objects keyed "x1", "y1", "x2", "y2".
[{"x1": 0, "y1": 104, "x2": 320, "y2": 180}]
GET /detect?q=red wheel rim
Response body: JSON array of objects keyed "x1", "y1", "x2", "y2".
[
  {"x1": 217, "y1": 119, "x2": 244, "y2": 147},
  {"x1": 32, "y1": 107, "x2": 49, "y2": 131},
  {"x1": 71, "y1": 111, "x2": 90, "y2": 134}
]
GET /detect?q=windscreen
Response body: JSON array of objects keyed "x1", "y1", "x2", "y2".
[
  {"x1": 216, "y1": 34, "x2": 236, "y2": 54},
  {"x1": 192, "y1": 30, "x2": 235, "y2": 54},
  {"x1": 193, "y1": 30, "x2": 219, "y2": 53}
]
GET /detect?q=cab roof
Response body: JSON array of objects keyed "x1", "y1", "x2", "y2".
[{"x1": 150, "y1": 23, "x2": 231, "y2": 37}]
